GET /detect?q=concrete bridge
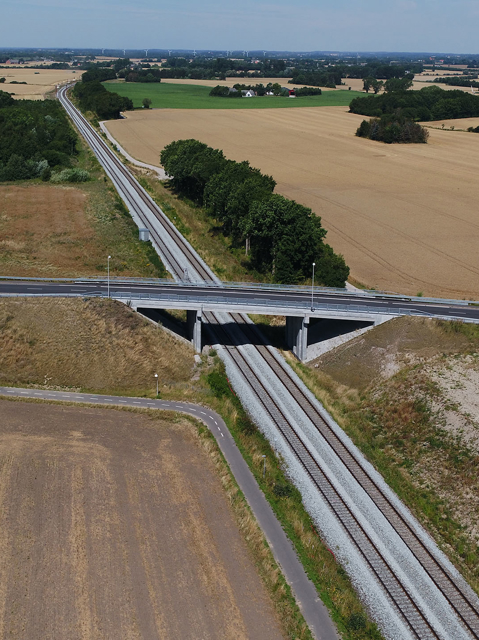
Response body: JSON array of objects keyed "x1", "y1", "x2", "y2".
[{"x1": 2, "y1": 277, "x2": 478, "y2": 361}]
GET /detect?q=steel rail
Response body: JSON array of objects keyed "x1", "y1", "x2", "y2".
[
  {"x1": 206, "y1": 310, "x2": 439, "y2": 639},
  {"x1": 228, "y1": 313, "x2": 479, "y2": 638},
  {"x1": 58, "y1": 86, "x2": 479, "y2": 638}
]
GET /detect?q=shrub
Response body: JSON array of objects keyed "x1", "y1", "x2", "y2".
[
  {"x1": 207, "y1": 370, "x2": 232, "y2": 399},
  {"x1": 348, "y1": 612, "x2": 366, "y2": 630},
  {"x1": 50, "y1": 168, "x2": 90, "y2": 183}
]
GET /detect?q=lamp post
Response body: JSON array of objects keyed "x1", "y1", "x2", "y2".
[
  {"x1": 154, "y1": 373, "x2": 158, "y2": 397},
  {"x1": 262, "y1": 454, "x2": 266, "y2": 479},
  {"x1": 107, "y1": 255, "x2": 111, "y2": 298},
  {"x1": 311, "y1": 262, "x2": 316, "y2": 312}
]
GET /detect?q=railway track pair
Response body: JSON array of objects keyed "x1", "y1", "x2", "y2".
[{"x1": 59, "y1": 86, "x2": 479, "y2": 639}]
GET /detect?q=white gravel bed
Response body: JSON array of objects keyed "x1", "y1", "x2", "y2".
[{"x1": 211, "y1": 322, "x2": 472, "y2": 640}]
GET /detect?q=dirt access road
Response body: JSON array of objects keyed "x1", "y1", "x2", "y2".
[
  {"x1": 0, "y1": 400, "x2": 283, "y2": 640},
  {"x1": 106, "y1": 106, "x2": 479, "y2": 298}
]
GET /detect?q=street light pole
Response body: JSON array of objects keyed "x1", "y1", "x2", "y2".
[
  {"x1": 154, "y1": 373, "x2": 158, "y2": 397},
  {"x1": 311, "y1": 262, "x2": 316, "y2": 311},
  {"x1": 262, "y1": 454, "x2": 266, "y2": 479},
  {"x1": 107, "y1": 255, "x2": 111, "y2": 298}
]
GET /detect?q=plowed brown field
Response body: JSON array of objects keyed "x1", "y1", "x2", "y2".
[
  {"x1": 106, "y1": 107, "x2": 479, "y2": 298},
  {"x1": 0, "y1": 400, "x2": 283, "y2": 640}
]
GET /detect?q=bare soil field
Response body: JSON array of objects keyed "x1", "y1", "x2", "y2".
[
  {"x1": 0, "y1": 183, "x2": 163, "y2": 279},
  {"x1": 0, "y1": 298, "x2": 195, "y2": 396},
  {"x1": 106, "y1": 106, "x2": 479, "y2": 298},
  {"x1": 0, "y1": 400, "x2": 283, "y2": 639},
  {"x1": 0, "y1": 68, "x2": 81, "y2": 99}
]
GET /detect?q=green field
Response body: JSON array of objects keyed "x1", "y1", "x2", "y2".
[{"x1": 104, "y1": 81, "x2": 363, "y2": 110}]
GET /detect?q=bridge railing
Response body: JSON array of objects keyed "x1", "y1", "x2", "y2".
[{"x1": 0, "y1": 275, "x2": 477, "y2": 308}]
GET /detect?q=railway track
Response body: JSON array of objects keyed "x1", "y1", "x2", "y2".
[
  {"x1": 226, "y1": 313, "x2": 479, "y2": 638},
  {"x1": 58, "y1": 85, "x2": 479, "y2": 639}
]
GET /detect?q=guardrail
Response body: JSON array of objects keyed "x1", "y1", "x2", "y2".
[
  {"x1": 6, "y1": 290, "x2": 476, "y2": 323},
  {"x1": 0, "y1": 275, "x2": 477, "y2": 308}
]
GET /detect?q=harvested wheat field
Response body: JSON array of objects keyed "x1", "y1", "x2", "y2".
[
  {"x1": 0, "y1": 298, "x2": 194, "y2": 395},
  {"x1": 106, "y1": 107, "x2": 479, "y2": 298},
  {"x1": 0, "y1": 68, "x2": 81, "y2": 99},
  {"x1": 0, "y1": 400, "x2": 283, "y2": 639}
]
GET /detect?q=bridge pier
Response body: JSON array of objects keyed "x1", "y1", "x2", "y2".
[
  {"x1": 286, "y1": 315, "x2": 309, "y2": 362},
  {"x1": 187, "y1": 309, "x2": 202, "y2": 353}
]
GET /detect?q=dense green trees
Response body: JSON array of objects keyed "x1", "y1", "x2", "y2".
[
  {"x1": 73, "y1": 79, "x2": 133, "y2": 119},
  {"x1": 0, "y1": 92, "x2": 78, "y2": 181},
  {"x1": 350, "y1": 85, "x2": 479, "y2": 121},
  {"x1": 160, "y1": 139, "x2": 349, "y2": 286},
  {"x1": 356, "y1": 115, "x2": 429, "y2": 144}
]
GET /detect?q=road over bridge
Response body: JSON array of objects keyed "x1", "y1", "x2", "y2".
[{"x1": 2, "y1": 277, "x2": 478, "y2": 360}]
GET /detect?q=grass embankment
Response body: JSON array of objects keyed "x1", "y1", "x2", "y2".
[
  {"x1": 104, "y1": 80, "x2": 363, "y2": 110},
  {"x1": 288, "y1": 316, "x2": 479, "y2": 597},
  {"x1": 0, "y1": 298, "x2": 195, "y2": 397},
  {"x1": 0, "y1": 131, "x2": 165, "y2": 278},
  {"x1": 135, "y1": 172, "x2": 262, "y2": 282}
]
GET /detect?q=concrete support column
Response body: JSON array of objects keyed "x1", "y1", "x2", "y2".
[
  {"x1": 187, "y1": 309, "x2": 202, "y2": 353},
  {"x1": 285, "y1": 316, "x2": 309, "y2": 362}
]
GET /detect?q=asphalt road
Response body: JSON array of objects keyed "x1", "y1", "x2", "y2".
[
  {"x1": 0, "y1": 386, "x2": 339, "y2": 640},
  {"x1": 1, "y1": 279, "x2": 478, "y2": 322}
]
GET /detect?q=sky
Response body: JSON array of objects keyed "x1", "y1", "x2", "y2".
[{"x1": 1, "y1": 0, "x2": 477, "y2": 54}]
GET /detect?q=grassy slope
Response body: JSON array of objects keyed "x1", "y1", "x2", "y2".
[
  {"x1": 289, "y1": 317, "x2": 479, "y2": 597},
  {"x1": 104, "y1": 80, "x2": 363, "y2": 109},
  {"x1": 0, "y1": 297, "x2": 195, "y2": 398}
]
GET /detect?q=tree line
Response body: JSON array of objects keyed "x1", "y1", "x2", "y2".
[
  {"x1": 0, "y1": 90, "x2": 79, "y2": 181},
  {"x1": 160, "y1": 139, "x2": 349, "y2": 286},
  {"x1": 73, "y1": 72, "x2": 133, "y2": 120},
  {"x1": 349, "y1": 85, "x2": 479, "y2": 121}
]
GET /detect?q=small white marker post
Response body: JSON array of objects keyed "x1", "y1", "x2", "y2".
[
  {"x1": 311, "y1": 262, "x2": 316, "y2": 311},
  {"x1": 154, "y1": 373, "x2": 158, "y2": 397},
  {"x1": 262, "y1": 454, "x2": 266, "y2": 479},
  {"x1": 107, "y1": 255, "x2": 111, "y2": 298}
]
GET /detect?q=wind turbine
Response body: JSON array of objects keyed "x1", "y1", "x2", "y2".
[
  {"x1": 123, "y1": 49, "x2": 126, "y2": 56},
  {"x1": 193, "y1": 49, "x2": 197, "y2": 57},
  {"x1": 145, "y1": 49, "x2": 148, "y2": 57},
  {"x1": 102, "y1": 48, "x2": 105, "y2": 55},
  {"x1": 263, "y1": 51, "x2": 267, "y2": 58},
  {"x1": 168, "y1": 50, "x2": 172, "y2": 57}
]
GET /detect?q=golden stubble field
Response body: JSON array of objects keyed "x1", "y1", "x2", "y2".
[
  {"x1": 0, "y1": 68, "x2": 81, "y2": 99},
  {"x1": 106, "y1": 107, "x2": 479, "y2": 298}
]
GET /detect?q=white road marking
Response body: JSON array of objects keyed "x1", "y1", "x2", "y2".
[
  {"x1": 133, "y1": 401, "x2": 141, "y2": 404},
  {"x1": 221, "y1": 433, "x2": 224, "y2": 437},
  {"x1": 200, "y1": 411, "x2": 207, "y2": 415},
  {"x1": 214, "y1": 420, "x2": 218, "y2": 425}
]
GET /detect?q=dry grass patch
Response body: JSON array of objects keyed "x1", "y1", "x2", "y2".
[
  {"x1": 0, "y1": 179, "x2": 165, "y2": 279},
  {"x1": 107, "y1": 105, "x2": 479, "y2": 298},
  {"x1": 0, "y1": 297, "x2": 195, "y2": 396}
]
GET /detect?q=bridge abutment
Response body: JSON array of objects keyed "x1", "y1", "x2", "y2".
[
  {"x1": 286, "y1": 315, "x2": 309, "y2": 362},
  {"x1": 187, "y1": 309, "x2": 202, "y2": 353}
]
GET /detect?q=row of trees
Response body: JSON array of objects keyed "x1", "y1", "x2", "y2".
[
  {"x1": 73, "y1": 78, "x2": 133, "y2": 120},
  {"x1": 0, "y1": 90, "x2": 78, "y2": 181},
  {"x1": 356, "y1": 115, "x2": 429, "y2": 144},
  {"x1": 160, "y1": 140, "x2": 349, "y2": 286},
  {"x1": 350, "y1": 85, "x2": 479, "y2": 121}
]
